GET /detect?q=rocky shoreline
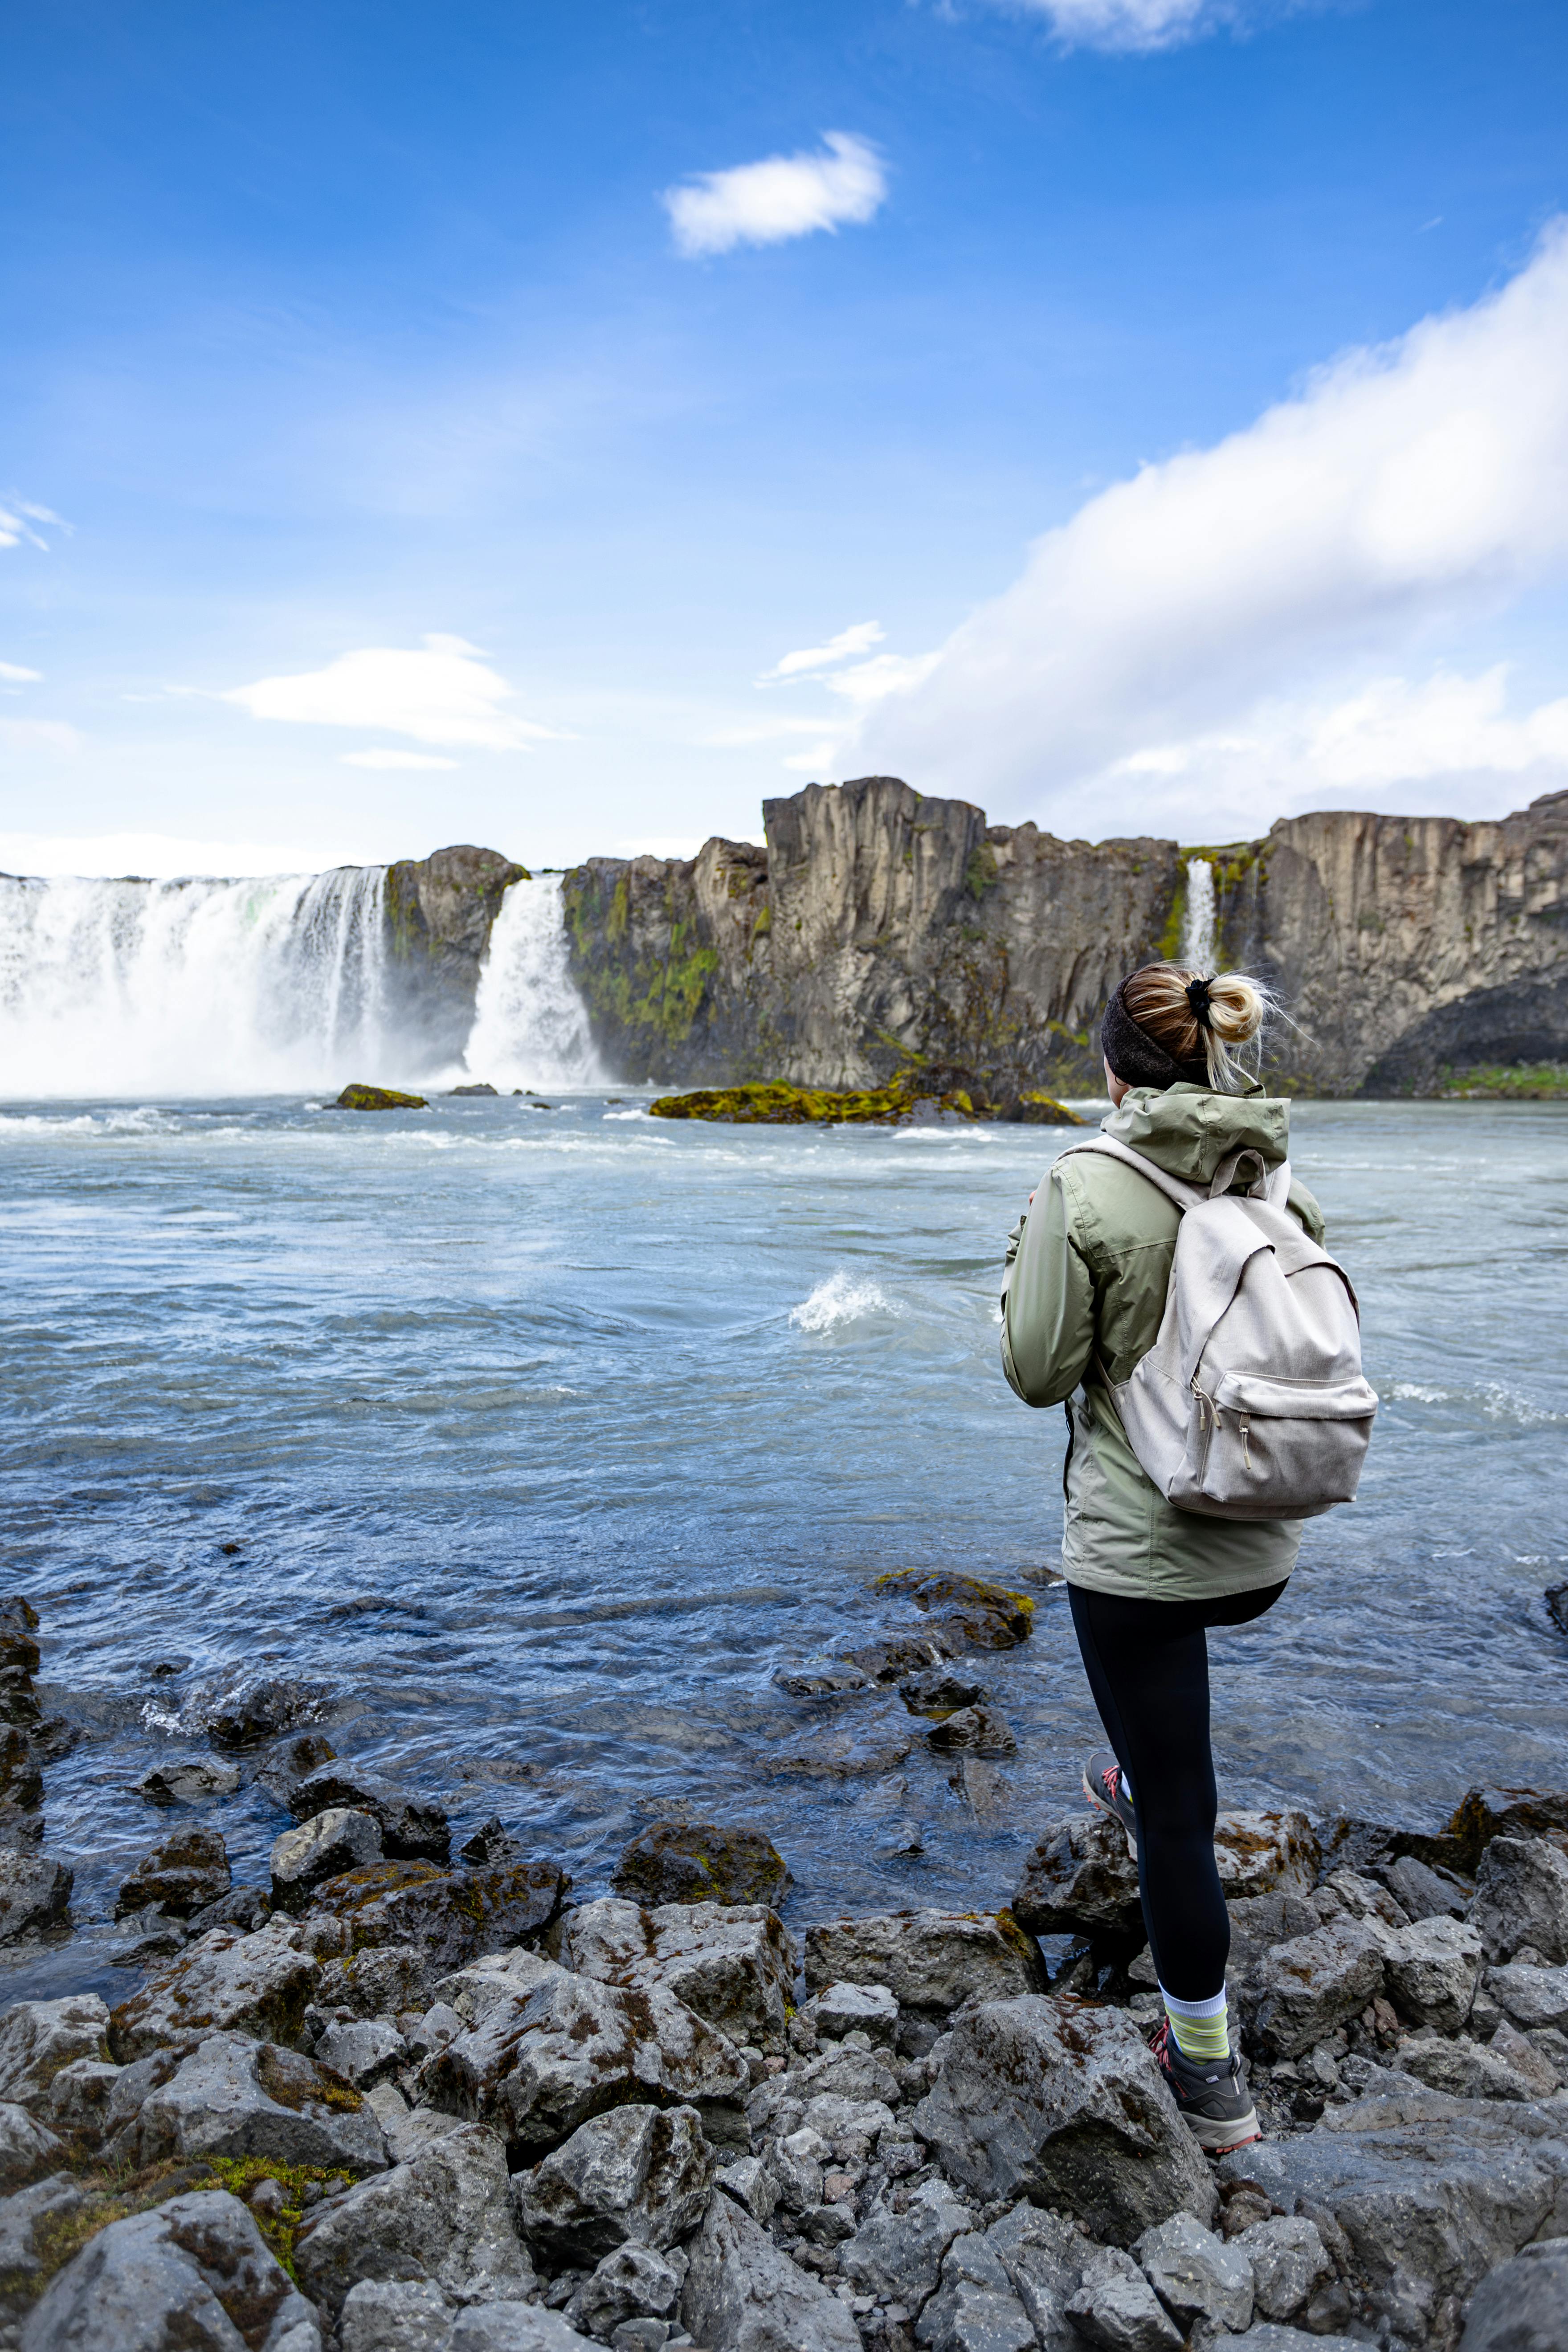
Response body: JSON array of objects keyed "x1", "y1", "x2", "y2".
[{"x1": 0, "y1": 1584, "x2": 1565, "y2": 2352}]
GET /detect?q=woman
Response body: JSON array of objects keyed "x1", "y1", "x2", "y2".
[{"x1": 1000, "y1": 961, "x2": 1325, "y2": 2156}]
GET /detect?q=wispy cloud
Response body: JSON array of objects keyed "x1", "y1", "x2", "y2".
[
  {"x1": 225, "y1": 634, "x2": 562, "y2": 750},
  {"x1": 340, "y1": 749, "x2": 458, "y2": 770},
  {"x1": 0, "y1": 719, "x2": 79, "y2": 756},
  {"x1": 0, "y1": 662, "x2": 42, "y2": 684},
  {"x1": 759, "y1": 621, "x2": 884, "y2": 682},
  {"x1": 1005, "y1": 0, "x2": 1240, "y2": 53},
  {"x1": 663, "y1": 133, "x2": 886, "y2": 259},
  {"x1": 0, "y1": 501, "x2": 68, "y2": 553}
]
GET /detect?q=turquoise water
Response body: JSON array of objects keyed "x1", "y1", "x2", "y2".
[{"x1": 1, "y1": 1093, "x2": 1565, "y2": 2000}]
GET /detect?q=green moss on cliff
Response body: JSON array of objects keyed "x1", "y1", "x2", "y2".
[
  {"x1": 563, "y1": 874, "x2": 720, "y2": 1051},
  {"x1": 649, "y1": 1075, "x2": 1082, "y2": 1126},
  {"x1": 1439, "y1": 1062, "x2": 1568, "y2": 1098}
]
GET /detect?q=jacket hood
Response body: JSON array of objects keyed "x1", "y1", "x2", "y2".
[{"x1": 1101, "y1": 1082, "x2": 1290, "y2": 1184}]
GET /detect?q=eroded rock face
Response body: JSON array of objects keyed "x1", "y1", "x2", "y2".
[
  {"x1": 114, "y1": 1827, "x2": 230, "y2": 1920},
  {"x1": 1487, "y1": 1961, "x2": 1568, "y2": 2033},
  {"x1": 0, "y1": 1849, "x2": 72, "y2": 1943},
  {"x1": 803, "y1": 1910, "x2": 1044, "y2": 2014},
  {"x1": 1248, "y1": 1921, "x2": 1387, "y2": 2059},
  {"x1": 916, "y1": 2229, "x2": 1037, "y2": 2352},
  {"x1": 131, "y1": 2030, "x2": 387, "y2": 2173},
  {"x1": 273, "y1": 1809, "x2": 384, "y2": 1911},
  {"x1": 515, "y1": 2102, "x2": 713, "y2": 2263},
  {"x1": 108, "y1": 1918, "x2": 322, "y2": 2062},
  {"x1": 1378, "y1": 1915, "x2": 1483, "y2": 2034},
  {"x1": 984, "y1": 2201, "x2": 1086, "y2": 2352},
  {"x1": 612, "y1": 1821, "x2": 788, "y2": 1909},
  {"x1": 840, "y1": 2177, "x2": 972, "y2": 2306},
  {"x1": 562, "y1": 1897, "x2": 796, "y2": 2054},
  {"x1": 1457, "y1": 2235, "x2": 1568, "y2": 2352},
  {"x1": 0, "y1": 1995, "x2": 110, "y2": 2107},
  {"x1": 1469, "y1": 1836, "x2": 1568, "y2": 1966},
  {"x1": 293, "y1": 2119, "x2": 534, "y2": 2316},
  {"x1": 1010, "y1": 1816, "x2": 1142, "y2": 1942},
  {"x1": 0, "y1": 2102, "x2": 65, "y2": 2191},
  {"x1": 339, "y1": 2278, "x2": 454, "y2": 2352},
  {"x1": 911, "y1": 1998, "x2": 1216, "y2": 2245},
  {"x1": 309, "y1": 1859, "x2": 570, "y2": 1972},
  {"x1": 573, "y1": 2241, "x2": 684, "y2": 2339},
  {"x1": 20, "y1": 2187, "x2": 318, "y2": 2352},
  {"x1": 679, "y1": 2182, "x2": 862, "y2": 2352},
  {"x1": 1239, "y1": 2217, "x2": 1332, "y2": 2323},
  {"x1": 1213, "y1": 1812, "x2": 1320, "y2": 1901},
  {"x1": 1133, "y1": 2212, "x2": 1254, "y2": 2332},
  {"x1": 815, "y1": 1980, "x2": 898, "y2": 2045},
  {"x1": 1064, "y1": 2246, "x2": 1182, "y2": 2352}
]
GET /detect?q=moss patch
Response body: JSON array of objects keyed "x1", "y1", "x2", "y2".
[
  {"x1": 649, "y1": 1073, "x2": 1083, "y2": 1127},
  {"x1": 334, "y1": 1082, "x2": 428, "y2": 1111},
  {"x1": 1438, "y1": 1062, "x2": 1568, "y2": 1098}
]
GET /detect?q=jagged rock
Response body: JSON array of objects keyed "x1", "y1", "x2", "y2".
[
  {"x1": 1394, "y1": 2033, "x2": 1547, "y2": 2103},
  {"x1": 1064, "y1": 2247, "x2": 1183, "y2": 2352},
  {"x1": 899, "y1": 1668, "x2": 989, "y2": 1713},
  {"x1": 848, "y1": 1630, "x2": 962, "y2": 1682},
  {"x1": 43, "y1": 2059, "x2": 120, "y2": 2137},
  {"x1": 273, "y1": 1807, "x2": 384, "y2": 1909},
  {"x1": 314, "y1": 2017, "x2": 407, "y2": 2087},
  {"x1": 803, "y1": 1910, "x2": 1044, "y2": 2013},
  {"x1": 310, "y1": 1858, "x2": 569, "y2": 1970},
  {"x1": 114, "y1": 1826, "x2": 231, "y2": 1920},
  {"x1": 916, "y1": 2231, "x2": 1036, "y2": 2352},
  {"x1": 1376, "y1": 1854, "x2": 1469, "y2": 1923},
  {"x1": 366, "y1": 2081, "x2": 468, "y2": 2164},
  {"x1": 1486, "y1": 1962, "x2": 1568, "y2": 2034},
  {"x1": 19, "y1": 2187, "x2": 318, "y2": 2349},
  {"x1": 777, "y1": 1662, "x2": 872, "y2": 1698},
  {"x1": 765, "y1": 2125, "x2": 826, "y2": 2214},
  {"x1": 1379, "y1": 1913, "x2": 1484, "y2": 2032},
  {"x1": 926, "y1": 1707, "x2": 1016, "y2": 1756},
  {"x1": 678, "y1": 2186, "x2": 861, "y2": 2351},
  {"x1": 194, "y1": 1670, "x2": 333, "y2": 1748},
  {"x1": 912, "y1": 1997, "x2": 1215, "y2": 2243},
  {"x1": 1458, "y1": 2235, "x2": 1568, "y2": 2352},
  {"x1": 562, "y1": 1897, "x2": 795, "y2": 2054},
  {"x1": 450, "y1": 2308, "x2": 596, "y2": 2351},
  {"x1": 1226, "y1": 2331, "x2": 1365, "y2": 2352},
  {"x1": 1316, "y1": 1867, "x2": 1410, "y2": 1931},
  {"x1": 187, "y1": 1884, "x2": 272, "y2": 1936},
  {"x1": 1446, "y1": 1786, "x2": 1568, "y2": 1874},
  {"x1": 1470, "y1": 1837, "x2": 1568, "y2": 1965},
  {"x1": 612, "y1": 1821, "x2": 787, "y2": 1908},
  {"x1": 1010, "y1": 1814, "x2": 1141, "y2": 1940},
  {"x1": 294, "y1": 2119, "x2": 534, "y2": 2314},
  {"x1": 461, "y1": 1817, "x2": 524, "y2": 1866},
  {"x1": 515, "y1": 2103, "x2": 713, "y2": 2262},
  {"x1": 108, "y1": 1917, "x2": 322, "y2": 2061},
  {"x1": 135, "y1": 1757, "x2": 241, "y2": 1804},
  {"x1": 1133, "y1": 2212, "x2": 1254, "y2": 2331},
  {"x1": 131, "y1": 2029, "x2": 386, "y2": 2172},
  {"x1": 1494, "y1": 2017, "x2": 1564, "y2": 2094},
  {"x1": 0, "y1": 1846, "x2": 72, "y2": 1941},
  {"x1": 1213, "y1": 1812, "x2": 1321, "y2": 1900},
  {"x1": 422, "y1": 1962, "x2": 747, "y2": 2155},
  {"x1": 573, "y1": 2242, "x2": 684, "y2": 2339},
  {"x1": 0, "y1": 1995, "x2": 110, "y2": 2107},
  {"x1": 317, "y1": 1941, "x2": 431, "y2": 2018},
  {"x1": 340, "y1": 2277, "x2": 455, "y2": 2352},
  {"x1": 715, "y1": 2155, "x2": 776, "y2": 2223},
  {"x1": 0, "y1": 2101, "x2": 65, "y2": 2189},
  {"x1": 841, "y1": 2176, "x2": 972, "y2": 2304},
  {"x1": 0, "y1": 2176, "x2": 86, "y2": 2315},
  {"x1": 801, "y1": 2088, "x2": 895, "y2": 2154},
  {"x1": 257, "y1": 1731, "x2": 339, "y2": 1805},
  {"x1": 815, "y1": 1980, "x2": 898, "y2": 2044},
  {"x1": 1249, "y1": 1920, "x2": 1387, "y2": 2058},
  {"x1": 1225, "y1": 1892, "x2": 1323, "y2": 1990},
  {"x1": 1238, "y1": 2217, "x2": 1333, "y2": 2323},
  {"x1": 984, "y1": 2201, "x2": 1085, "y2": 2352},
  {"x1": 782, "y1": 2038, "x2": 901, "y2": 2115},
  {"x1": 291, "y1": 1767, "x2": 451, "y2": 1863}
]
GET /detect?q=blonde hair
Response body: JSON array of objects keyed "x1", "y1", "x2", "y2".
[{"x1": 1122, "y1": 962, "x2": 1272, "y2": 1094}]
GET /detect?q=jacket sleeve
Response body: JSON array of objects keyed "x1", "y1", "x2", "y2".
[
  {"x1": 1000, "y1": 1165, "x2": 1096, "y2": 1407},
  {"x1": 1286, "y1": 1177, "x2": 1326, "y2": 1246}
]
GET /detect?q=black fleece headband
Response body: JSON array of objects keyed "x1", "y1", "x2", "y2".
[{"x1": 1099, "y1": 976, "x2": 1210, "y2": 1089}]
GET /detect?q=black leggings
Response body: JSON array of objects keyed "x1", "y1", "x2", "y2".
[{"x1": 1067, "y1": 1580, "x2": 1287, "y2": 2003}]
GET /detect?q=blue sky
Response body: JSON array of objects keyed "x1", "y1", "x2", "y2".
[{"x1": 3, "y1": 0, "x2": 1568, "y2": 874}]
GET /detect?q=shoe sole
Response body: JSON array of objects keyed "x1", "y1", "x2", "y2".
[
  {"x1": 1081, "y1": 1766, "x2": 1138, "y2": 1863},
  {"x1": 1185, "y1": 2108, "x2": 1262, "y2": 2156}
]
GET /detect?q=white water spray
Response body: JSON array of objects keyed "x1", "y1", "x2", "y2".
[
  {"x1": 1180, "y1": 857, "x2": 1217, "y2": 973},
  {"x1": 461, "y1": 877, "x2": 604, "y2": 1090}
]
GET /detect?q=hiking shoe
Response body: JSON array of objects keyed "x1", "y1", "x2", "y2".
[
  {"x1": 1082, "y1": 1749, "x2": 1138, "y2": 1862},
  {"x1": 1148, "y1": 2017, "x2": 1261, "y2": 2156}
]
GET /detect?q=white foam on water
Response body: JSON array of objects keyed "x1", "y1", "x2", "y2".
[
  {"x1": 789, "y1": 1270, "x2": 898, "y2": 1332},
  {"x1": 460, "y1": 877, "x2": 604, "y2": 1091}
]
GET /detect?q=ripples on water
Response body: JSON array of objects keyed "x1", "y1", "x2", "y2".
[{"x1": 0, "y1": 1094, "x2": 1564, "y2": 2002}]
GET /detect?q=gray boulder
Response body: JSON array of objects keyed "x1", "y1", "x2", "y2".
[
  {"x1": 1064, "y1": 2247, "x2": 1183, "y2": 2352},
  {"x1": 290, "y1": 1766, "x2": 451, "y2": 1863},
  {"x1": 1470, "y1": 1838, "x2": 1568, "y2": 1966},
  {"x1": 1212, "y1": 1811, "x2": 1320, "y2": 1900},
  {"x1": 815, "y1": 1980, "x2": 899, "y2": 2044},
  {"x1": 915, "y1": 2232, "x2": 1035, "y2": 2352},
  {"x1": 1249, "y1": 1920, "x2": 1386, "y2": 2058},
  {"x1": 1379, "y1": 1914, "x2": 1484, "y2": 2033},
  {"x1": 135, "y1": 1756, "x2": 241, "y2": 1804},
  {"x1": 314, "y1": 2017, "x2": 407, "y2": 2087},
  {"x1": 840, "y1": 2176, "x2": 972, "y2": 2305},
  {"x1": 1458, "y1": 2234, "x2": 1568, "y2": 2352},
  {"x1": 912, "y1": 1997, "x2": 1216, "y2": 2244},
  {"x1": 572, "y1": 2242, "x2": 683, "y2": 2340},
  {"x1": 45, "y1": 2058, "x2": 122, "y2": 2137},
  {"x1": 1133, "y1": 2211, "x2": 1254, "y2": 2331},
  {"x1": 0, "y1": 2177, "x2": 87, "y2": 2315},
  {"x1": 294, "y1": 2119, "x2": 534, "y2": 2315},
  {"x1": 340, "y1": 2278, "x2": 454, "y2": 2352},
  {"x1": 450, "y1": 2308, "x2": 596, "y2": 2351},
  {"x1": 272, "y1": 1808, "x2": 384, "y2": 1909},
  {"x1": 1395, "y1": 2033, "x2": 1547, "y2": 2103},
  {"x1": 1225, "y1": 1892, "x2": 1323, "y2": 1992},
  {"x1": 679, "y1": 2188, "x2": 862, "y2": 2352},
  {"x1": 1010, "y1": 1814, "x2": 1142, "y2": 1940},
  {"x1": 0, "y1": 2101, "x2": 65, "y2": 2189},
  {"x1": 802, "y1": 1911, "x2": 1044, "y2": 2013},
  {"x1": 715, "y1": 2155, "x2": 777, "y2": 2223},
  {"x1": 132, "y1": 2031, "x2": 387, "y2": 2172},
  {"x1": 0, "y1": 1849, "x2": 72, "y2": 1943},
  {"x1": 114, "y1": 1827, "x2": 230, "y2": 1919},
  {"x1": 1239, "y1": 2216, "x2": 1333, "y2": 2323},
  {"x1": 108, "y1": 1917, "x2": 322, "y2": 2061},
  {"x1": 1487, "y1": 1963, "x2": 1568, "y2": 2034},
  {"x1": 765, "y1": 2124, "x2": 826, "y2": 2215},
  {"x1": 562, "y1": 1896, "x2": 795, "y2": 2054},
  {"x1": 0, "y1": 1995, "x2": 110, "y2": 2107},
  {"x1": 984, "y1": 2201, "x2": 1085, "y2": 2352},
  {"x1": 1225, "y1": 2332, "x2": 1365, "y2": 2352},
  {"x1": 1379, "y1": 1854, "x2": 1468, "y2": 1923},
  {"x1": 515, "y1": 2103, "x2": 713, "y2": 2263},
  {"x1": 18, "y1": 2188, "x2": 318, "y2": 2351},
  {"x1": 318, "y1": 1941, "x2": 431, "y2": 2019}
]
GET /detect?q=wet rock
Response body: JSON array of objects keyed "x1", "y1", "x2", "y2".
[
  {"x1": 311, "y1": 1858, "x2": 570, "y2": 1971},
  {"x1": 340, "y1": 2277, "x2": 455, "y2": 2352},
  {"x1": 43, "y1": 2058, "x2": 121, "y2": 2138},
  {"x1": 20, "y1": 2186, "x2": 318, "y2": 2349},
  {"x1": 196, "y1": 1670, "x2": 334, "y2": 1749},
  {"x1": 1393, "y1": 2032, "x2": 1546, "y2": 2102},
  {"x1": 1458, "y1": 2235, "x2": 1568, "y2": 2352},
  {"x1": 875, "y1": 1571, "x2": 1035, "y2": 1650},
  {"x1": 1064, "y1": 2247, "x2": 1183, "y2": 2352},
  {"x1": 0, "y1": 1846, "x2": 72, "y2": 1941},
  {"x1": 899, "y1": 1668, "x2": 990, "y2": 1714},
  {"x1": 108, "y1": 1917, "x2": 323, "y2": 2062},
  {"x1": 1470, "y1": 1836, "x2": 1568, "y2": 1965},
  {"x1": 1133, "y1": 2212, "x2": 1253, "y2": 2332},
  {"x1": 516, "y1": 2103, "x2": 713, "y2": 2263},
  {"x1": 563, "y1": 1896, "x2": 795, "y2": 2055},
  {"x1": 131, "y1": 2029, "x2": 386, "y2": 2172},
  {"x1": 1375, "y1": 1854, "x2": 1468, "y2": 1923},
  {"x1": 841, "y1": 2176, "x2": 972, "y2": 2305},
  {"x1": 777, "y1": 1663, "x2": 872, "y2": 1699},
  {"x1": 916, "y1": 2231, "x2": 1036, "y2": 2352},
  {"x1": 926, "y1": 1707, "x2": 1016, "y2": 1757},
  {"x1": 461, "y1": 1816, "x2": 524, "y2": 1867},
  {"x1": 803, "y1": 1909, "x2": 1044, "y2": 2014},
  {"x1": 679, "y1": 2185, "x2": 861, "y2": 2352},
  {"x1": 317, "y1": 1940, "x2": 431, "y2": 2019},
  {"x1": 292, "y1": 1767, "x2": 451, "y2": 1863},
  {"x1": 715, "y1": 2154, "x2": 776, "y2": 2223},
  {"x1": 273, "y1": 1807, "x2": 384, "y2": 1910},
  {"x1": 1379, "y1": 1913, "x2": 1484, "y2": 2033},
  {"x1": 257, "y1": 1730, "x2": 340, "y2": 1804},
  {"x1": 1249, "y1": 1920, "x2": 1387, "y2": 2058},
  {"x1": 134, "y1": 1757, "x2": 241, "y2": 1805},
  {"x1": 612, "y1": 1821, "x2": 787, "y2": 1909},
  {"x1": 574, "y1": 2242, "x2": 684, "y2": 2340},
  {"x1": 114, "y1": 1826, "x2": 231, "y2": 1920},
  {"x1": 336, "y1": 1081, "x2": 429, "y2": 1109},
  {"x1": 1238, "y1": 2216, "x2": 1333, "y2": 2323},
  {"x1": 0, "y1": 1996, "x2": 110, "y2": 2107},
  {"x1": 0, "y1": 2101, "x2": 65, "y2": 2189},
  {"x1": 1446, "y1": 1785, "x2": 1568, "y2": 1874},
  {"x1": 294, "y1": 2118, "x2": 534, "y2": 2315},
  {"x1": 984, "y1": 2201, "x2": 1085, "y2": 2352},
  {"x1": 314, "y1": 2016, "x2": 407, "y2": 2087},
  {"x1": 815, "y1": 1981, "x2": 898, "y2": 2045},
  {"x1": 1487, "y1": 1961, "x2": 1568, "y2": 2034},
  {"x1": 914, "y1": 1997, "x2": 1215, "y2": 2243},
  {"x1": 847, "y1": 1631, "x2": 962, "y2": 1683},
  {"x1": 1010, "y1": 1814, "x2": 1141, "y2": 1942}
]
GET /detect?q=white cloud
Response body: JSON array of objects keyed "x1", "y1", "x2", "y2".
[
  {"x1": 225, "y1": 633, "x2": 561, "y2": 750},
  {"x1": 824, "y1": 650, "x2": 942, "y2": 706},
  {"x1": 1008, "y1": 0, "x2": 1235, "y2": 51},
  {"x1": 0, "y1": 502, "x2": 67, "y2": 552},
  {"x1": 0, "y1": 662, "x2": 42, "y2": 683},
  {"x1": 663, "y1": 133, "x2": 886, "y2": 259},
  {"x1": 760, "y1": 621, "x2": 885, "y2": 682},
  {"x1": 340, "y1": 748, "x2": 458, "y2": 770},
  {"x1": 0, "y1": 718, "x2": 78, "y2": 757},
  {"x1": 780, "y1": 740, "x2": 842, "y2": 774},
  {"x1": 857, "y1": 221, "x2": 1568, "y2": 832}
]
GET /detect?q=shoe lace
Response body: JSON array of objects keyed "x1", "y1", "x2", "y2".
[
  {"x1": 1147, "y1": 2017, "x2": 1173, "y2": 2066},
  {"x1": 1100, "y1": 1765, "x2": 1122, "y2": 1805}
]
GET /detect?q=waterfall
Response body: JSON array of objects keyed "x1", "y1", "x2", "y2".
[
  {"x1": 1180, "y1": 857, "x2": 1217, "y2": 973},
  {"x1": 460, "y1": 877, "x2": 604, "y2": 1090},
  {"x1": 0, "y1": 866, "x2": 394, "y2": 1096}
]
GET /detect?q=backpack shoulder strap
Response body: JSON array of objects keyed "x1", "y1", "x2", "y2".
[
  {"x1": 1054, "y1": 1132, "x2": 1205, "y2": 1213},
  {"x1": 1059, "y1": 1132, "x2": 1294, "y2": 1215}
]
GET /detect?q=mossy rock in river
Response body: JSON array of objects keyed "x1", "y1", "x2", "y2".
[
  {"x1": 874, "y1": 1569, "x2": 1035, "y2": 1650},
  {"x1": 334, "y1": 1082, "x2": 429, "y2": 1110},
  {"x1": 648, "y1": 1072, "x2": 1082, "y2": 1127},
  {"x1": 612, "y1": 1820, "x2": 788, "y2": 1907}
]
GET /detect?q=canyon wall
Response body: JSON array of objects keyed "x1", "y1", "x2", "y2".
[{"x1": 558, "y1": 777, "x2": 1568, "y2": 1096}]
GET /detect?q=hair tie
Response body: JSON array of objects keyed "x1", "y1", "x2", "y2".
[{"x1": 1185, "y1": 976, "x2": 1214, "y2": 1026}]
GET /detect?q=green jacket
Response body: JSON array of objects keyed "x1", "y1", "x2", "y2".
[{"x1": 1001, "y1": 1084, "x2": 1326, "y2": 1601}]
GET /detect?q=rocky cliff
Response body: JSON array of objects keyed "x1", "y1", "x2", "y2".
[
  {"x1": 558, "y1": 780, "x2": 1568, "y2": 1097},
  {"x1": 384, "y1": 844, "x2": 530, "y2": 1066}
]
